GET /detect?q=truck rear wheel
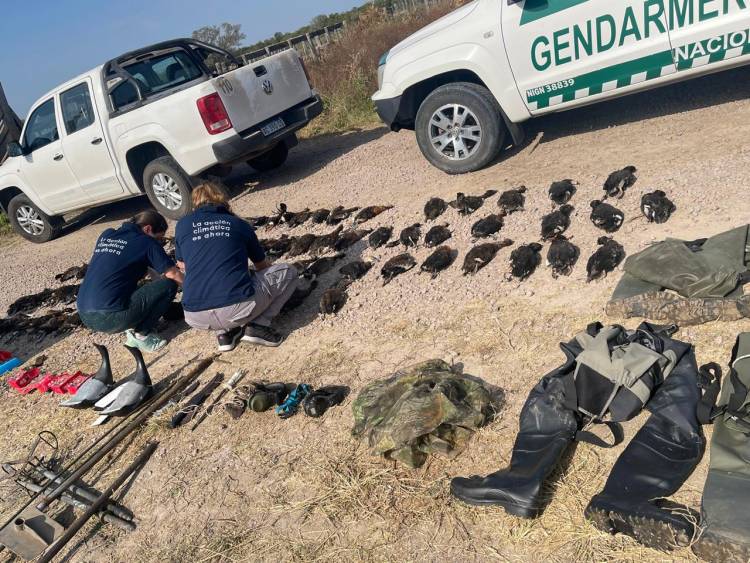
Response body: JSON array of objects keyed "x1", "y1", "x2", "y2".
[
  {"x1": 247, "y1": 142, "x2": 289, "y2": 172},
  {"x1": 415, "y1": 82, "x2": 506, "y2": 175},
  {"x1": 143, "y1": 156, "x2": 193, "y2": 220},
  {"x1": 7, "y1": 193, "x2": 62, "y2": 243}
]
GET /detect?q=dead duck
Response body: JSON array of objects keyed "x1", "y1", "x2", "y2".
[
  {"x1": 590, "y1": 200, "x2": 624, "y2": 232},
  {"x1": 541, "y1": 204, "x2": 574, "y2": 241},
  {"x1": 368, "y1": 226, "x2": 393, "y2": 249},
  {"x1": 55, "y1": 263, "x2": 88, "y2": 283},
  {"x1": 286, "y1": 209, "x2": 312, "y2": 228},
  {"x1": 399, "y1": 223, "x2": 422, "y2": 247},
  {"x1": 302, "y1": 253, "x2": 346, "y2": 276},
  {"x1": 420, "y1": 246, "x2": 456, "y2": 279},
  {"x1": 339, "y1": 260, "x2": 372, "y2": 281},
  {"x1": 449, "y1": 190, "x2": 497, "y2": 215},
  {"x1": 462, "y1": 240, "x2": 514, "y2": 275},
  {"x1": 326, "y1": 206, "x2": 359, "y2": 225},
  {"x1": 641, "y1": 190, "x2": 676, "y2": 224},
  {"x1": 354, "y1": 205, "x2": 393, "y2": 225},
  {"x1": 7, "y1": 284, "x2": 80, "y2": 316},
  {"x1": 603, "y1": 166, "x2": 637, "y2": 199},
  {"x1": 424, "y1": 224, "x2": 452, "y2": 248},
  {"x1": 245, "y1": 215, "x2": 269, "y2": 228},
  {"x1": 311, "y1": 208, "x2": 331, "y2": 224},
  {"x1": 260, "y1": 235, "x2": 293, "y2": 258},
  {"x1": 549, "y1": 180, "x2": 577, "y2": 205},
  {"x1": 546, "y1": 236, "x2": 579, "y2": 278},
  {"x1": 308, "y1": 226, "x2": 344, "y2": 255},
  {"x1": 498, "y1": 186, "x2": 527, "y2": 214},
  {"x1": 381, "y1": 253, "x2": 416, "y2": 285},
  {"x1": 320, "y1": 281, "x2": 351, "y2": 315},
  {"x1": 424, "y1": 197, "x2": 448, "y2": 221},
  {"x1": 287, "y1": 233, "x2": 318, "y2": 257},
  {"x1": 282, "y1": 277, "x2": 318, "y2": 312},
  {"x1": 510, "y1": 243, "x2": 543, "y2": 280},
  {"x1": 472, "y1": 213, "x2": 506, "y2": 239},
  {"x1": 334, "y1": 228, "x2": 372, "y2": 251},
  {"x1": 587, "y1": 236, "x2": 626, "y2": 282}
]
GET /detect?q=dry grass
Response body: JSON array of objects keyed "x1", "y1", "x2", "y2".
[{"x1": 302, "y1": 2, "x2": 470, "y2": 136}]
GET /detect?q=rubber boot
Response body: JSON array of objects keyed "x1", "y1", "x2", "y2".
[
  {"x1": 586, "y1": 340, "x2": 705, "y2": 550},
  {"x1": 450, "y1": 371, "x2": 579, "y2": 518},
  {"x1": 693, "y1": 333, "x2": 750, "y2": 563}
]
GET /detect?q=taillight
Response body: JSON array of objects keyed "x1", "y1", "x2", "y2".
[{"x1": 196, "y1": 93, "x2": 232, "y2": 135}]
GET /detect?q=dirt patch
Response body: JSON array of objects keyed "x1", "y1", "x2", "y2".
[{"x1": 2, "y1": 66, "x2": 750, "y2": 561}]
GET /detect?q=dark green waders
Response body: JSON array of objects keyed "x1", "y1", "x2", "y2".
[
  {"x1": 693, "y1": 333, "x2": 750, "y2": 562},
  {"x1": 585, "y1": 341, "x2": 710, "y2": 550}
]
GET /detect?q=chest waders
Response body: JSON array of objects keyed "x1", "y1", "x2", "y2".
[
  {"x1": 451, "y1": 323, "x2": 719, "y2": 551},
  {"x1": 693, "y1": 333, "x2": 750, "y2": 562}
]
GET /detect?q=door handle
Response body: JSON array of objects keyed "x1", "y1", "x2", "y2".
[
  {"x1": 91, "y1": 137, "x2": 103, "y2": 145},
  {"x1": 53, "y1": 153, "x2": 64, "y2": 161}
]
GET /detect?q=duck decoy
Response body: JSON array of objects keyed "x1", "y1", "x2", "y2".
[
  {"x1": 94, "y1": 346, "x2": 153, "y2": 416},
  {"x1": 60, "y1": 344, "x2": 113, "y2": 408}
]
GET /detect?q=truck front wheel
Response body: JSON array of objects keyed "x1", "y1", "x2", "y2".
[
  {"x1": 143, "y1": 157, "x2": 193, "y2": 220},
  {"x1": 415, "y1": 82, "x2": 506, "y2": 175},
  {"x1": 7, "y1": 193, "x2": 62, "y2": 243}
]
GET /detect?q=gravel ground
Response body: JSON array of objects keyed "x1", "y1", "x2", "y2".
[{"x1": 1, "y1": 67, "x2": 750, "y2": 562}]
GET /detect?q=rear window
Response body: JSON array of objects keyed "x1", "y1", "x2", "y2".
[{"x1": 110, "y1": 49, "x2": 203, "y2": 110}]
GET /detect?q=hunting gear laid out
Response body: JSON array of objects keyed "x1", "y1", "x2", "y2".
[
  {"x1": 451, "y1": 322, "x2": 722, "y2": 552},
  {"x1": 607, "y1": 225, "x2": 750, "y2": 326},
  {"x1": 351, "y1": 359, "x2": 501, "y2": 469}
]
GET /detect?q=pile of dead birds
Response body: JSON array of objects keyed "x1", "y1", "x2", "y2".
[
  {"x1": 250, "y1": 167, "x2": 675, "y2": 316},
  {"x1": 0, "y1": 265, "x2": 87, "y2": 341}
]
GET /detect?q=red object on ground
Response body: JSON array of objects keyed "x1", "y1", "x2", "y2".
[
  {"x1": 62, "y1": 372, "x2": 90, "y2": 394},
  {"x1": 9, "y1": 368, "x2": 47, "y2": 394},
  {"x1": 0, "y1": 351, "x2": 11, "y2": 362},
  {"x1": 35, "y1": 373, "x2": 58, "y2": 393},
  {"x1": 52, "y1": 372, "x2": 89, "y2": 394}
]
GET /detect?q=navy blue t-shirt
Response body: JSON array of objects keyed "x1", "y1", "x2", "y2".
[
  {"x1": 175, "y1": 205, "x2": 266, "y2": 312},
  {"x1": 77, "y1": 222, "x2": 175, "y2": 313}
]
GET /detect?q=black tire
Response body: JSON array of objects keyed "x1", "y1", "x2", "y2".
[
  {"x1": 415, "y1": 82, "x2": 506, "y2": 175},
  {"x1": 247, "y1": 142, "x2": 289, "y2": 172},
  {"x1": 7, "y1": 193, "x2": 63, "y2": 243},
  {"x1": 143, "y1": 156, "x2": 193, "y2": 220}
]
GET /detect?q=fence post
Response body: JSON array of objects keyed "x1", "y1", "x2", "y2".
[{"x1": 305, "y1": 33, "x2": 319, "y2": 60}]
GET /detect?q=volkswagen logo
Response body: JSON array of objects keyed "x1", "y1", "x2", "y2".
[{"x1": 262, "y1": 79, "x2": 274, "y2": 95}]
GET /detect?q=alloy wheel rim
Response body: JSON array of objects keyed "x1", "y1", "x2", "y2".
[
  {"x1": 429, "y1": 103, "x2": 482, "y2": 161},
  {"x1": 16, "y1": 205, "x2": 45, "y2": 236},
  {"x1": 152, "y1": 173, "x2": 183, "y2": 210}
]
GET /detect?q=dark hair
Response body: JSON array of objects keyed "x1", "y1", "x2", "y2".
[{"x1": 131, "y1": 210, "x2": 168, "y2": 234}]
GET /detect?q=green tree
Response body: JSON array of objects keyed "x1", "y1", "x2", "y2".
[{"x1": 192, "y1": 22, "x2": 246, "y2": 53}]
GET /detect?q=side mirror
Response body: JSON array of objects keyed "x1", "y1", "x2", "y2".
[{"x1": 7, "y1": 142, "x2": 24, "y2": 157}]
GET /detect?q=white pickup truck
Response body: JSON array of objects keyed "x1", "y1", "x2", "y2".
[
  {"x1": 0, "y1": 39, "x2": 322, "y2": 242},
  {"x1": 374, "y1": 0, "x2": 750, "y2": 174}
]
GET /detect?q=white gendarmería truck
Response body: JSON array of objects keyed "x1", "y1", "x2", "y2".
[
  {"x1": 0, "y1": 39, "x2": 322, "y2": 242},
  {"x1": 373, "y1": 0, "x2": 750, "y2": 173}
]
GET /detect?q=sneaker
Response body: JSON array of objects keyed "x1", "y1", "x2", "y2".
[
  {"x1": 217, "y1": 326, "x2": 243, "y2": 353},
  {"x1": 125, "y1": 329, "x2": 167, "y2": 353},
  {"x1": 242, "y1": 323, "x2": 283, "y2": 347}
]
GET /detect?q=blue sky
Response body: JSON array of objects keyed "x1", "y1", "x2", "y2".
[{"x1": 0, "y1": 0, "x2": 363, "y2": 115}]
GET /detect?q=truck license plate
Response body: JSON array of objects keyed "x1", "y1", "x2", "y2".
[{"x1": 261, "y1": 117, "x2": 285, "y2": 136}]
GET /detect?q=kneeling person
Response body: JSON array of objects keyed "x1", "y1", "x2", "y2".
[
  {"x1": 77, "y1": 210, "x2": 184, "y2": 352},
  {"x1": 176, "y1": 182, "x2": 298, "y2": 352}
]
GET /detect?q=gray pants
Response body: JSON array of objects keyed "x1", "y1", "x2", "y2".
[{"x1": 184, "y1": 263, "x2": 298, "y2": 334}]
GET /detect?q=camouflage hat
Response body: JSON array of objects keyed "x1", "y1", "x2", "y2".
[{"x1": 352, "y1": 359, "x2": 500, "y2": 468}]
